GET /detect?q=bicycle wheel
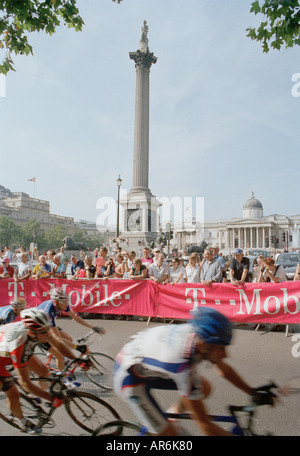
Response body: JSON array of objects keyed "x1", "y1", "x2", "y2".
[
  {"x1": 84, "y1": 352, "x2": 114, "y2": 390},
  {"x1": 64, "y1": 391, "x2": 121, "y2": 434},
  {"x1": 94, "y1": 419, "x2": 152, "y2": 436},
  {"x1": 0, "y1": 391, "x2": 41, "y2": 431}
]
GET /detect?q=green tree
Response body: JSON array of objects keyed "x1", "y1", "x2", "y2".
[
  {"x1": 73, "y1": 229, "x2": 105, "y2": 251},
  {"x1": 247, "y1": 1, "x2": 300, "y2": 52},
  {"x1": 43, "y1": 224, "x2": 68, "y2": 249},
  {"x1": 19, "y1": 219, "x2": 46, "y2": 249},
  {"x1": 0, "y1": 216, "x2": 21, "y2": 247},
  {"x1": 0, "y1": 0, "x2": 123, "y2": 75}
]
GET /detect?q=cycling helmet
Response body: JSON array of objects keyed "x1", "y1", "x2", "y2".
[
  {"x1": 190, "y1": 307, "x2": 232, "y2": 346},
  {"x1": 10, "y1": 298, "x2": 26, "y2": 309},
  {"x1": 20, "y1": 308, "x2": 51, "y2": 333},
  {"x1": 50, "y1": 287, "x2": 68, "y2": 302}
]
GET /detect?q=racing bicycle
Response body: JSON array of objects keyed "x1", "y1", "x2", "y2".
[
  {"x1": 93, "y1": 383, "x2": 278, "y2": 436},
  {"x1": 0, "y1": 358, "x2": 120, "y2": 435},
  {"x1": 35, "y1": 329, "x2": 114, "y2": 391}
]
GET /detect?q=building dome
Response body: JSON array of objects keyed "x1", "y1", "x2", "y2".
[
  {"x1": 243, "y1": 192, "x2": 263, "y2": 219},
  {"x1": 243, "y1": 192, "x2": 263, "y2": 210}
]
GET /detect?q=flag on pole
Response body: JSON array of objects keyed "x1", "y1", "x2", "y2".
[{"x1": 28, "y1": 177, "x2": 36, "y2": 182}]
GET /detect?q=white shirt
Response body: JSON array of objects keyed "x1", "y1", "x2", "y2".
[
  {"x1": 149, "y1": 262, "x2": 170, "y2": 280},
  {"x1": 16, "y1": 261, "x2": 32, "y2": 278},
  {"x1": 185, "y1": 264, "x2": 200, "y2": 283},
  {"x1": 169, "y1": 265, "x2": 186, "y2": 283}
]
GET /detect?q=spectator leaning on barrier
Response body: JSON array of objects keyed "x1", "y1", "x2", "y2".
[
  {"x1": 14, "y1": 253, "x2": 32, "y2": 283},
  {"x1": 185, "y1": 252, "x2": 201, "y2": 283},
  {"x1": 82, "y1": 255, "x2": 96, "y2": 279},
  {"x1": 52, "y1": 255, "x2": 66, "y2": 279},
  {"x1": 149, "y1": 254, "x2": 170, "y2": 284},
  {"x1": 200, "y1": 249, "x2": 223, "y2": 286},
  {"x1": 229, "y1": 249, "x2": 250, "y2": 286},
  {"x1": 114, "y1": 254, "x2": 126, "y2": 278},
  {"x1": 0, "y1": 258, "x2": 14, "y2": 279},
  {"x1": 95, "y1": 247, "x2": 108, "y2": 278},
  {"x1": 129, "y1": 258, "x2": 147, "y2": 280},
  {"x1": 258, "y1": 257, "x2": 287, "y2": 283},
  {"x1": 70, "y1": 255, "x2": 85, "y2": 277},
  {"x1": 100, "y1": 257, "x2": 115, "y2": 279},
  {"x1": 168, "y1": 257, "x2": 186, "y2": 284},
  {"x1": 32, "y1": 255, "x2": 52, "y2": 280}
]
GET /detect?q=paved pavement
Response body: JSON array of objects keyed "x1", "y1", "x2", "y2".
[{"x1": 0, "y1": 317, "x2": 300, "y2": 437}]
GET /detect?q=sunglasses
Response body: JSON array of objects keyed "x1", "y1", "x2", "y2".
[{"x1": 36, "y1": 329, "x2": 50, "y2": 334}]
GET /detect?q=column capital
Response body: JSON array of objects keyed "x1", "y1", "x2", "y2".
[{"x1": 129, "y1": 50, "x2": 158, "y2": 69}]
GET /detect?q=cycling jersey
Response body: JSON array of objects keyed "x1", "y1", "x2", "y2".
[
  {"x1": 0, "y1": 305, "x2": 17, "y2": 324},
  {"x1": 115, "y1": 324, "x2": 202, "y2": 398},
  {"x1": 0, "y1": 321, "x2": 38, "y2": 376},
  {"x1": 37, "y1": 300, "x2": 70, "y2": 327},
  {"x1": 113, "y1": 324, "x2": 204, "y2": 433}
]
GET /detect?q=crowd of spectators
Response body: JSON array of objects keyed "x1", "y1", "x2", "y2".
[
  {"x1": 0, "y1": 243, "x2": 299, "y2": 285},
  {"x1": 0, "y1": 243, "x2": 298, "y2": 327}
]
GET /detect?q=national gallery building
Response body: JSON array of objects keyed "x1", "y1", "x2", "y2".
[{"x1": 172, "y1": 193, "x2": 300, "y2": 254}]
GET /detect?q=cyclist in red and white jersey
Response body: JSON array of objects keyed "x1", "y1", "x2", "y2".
[
  {"x1": 113, "y1": 307, "x2": 274, "y2": 436},
  {"x1": 0, "y1": 308, "x2": 88, "y2": 433}
]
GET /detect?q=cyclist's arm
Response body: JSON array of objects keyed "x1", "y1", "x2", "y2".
[
  {"x1": 14, "y1": 366, "x2": 53, "y2": 402},
  {"x1": 181, "y1": 396, "x2": 231, "y2": 436},
  {"x1": 48, "y1": 332, "x2": 77, "y2": 360},
  {"x1": 65, "y1": 308, "x2": 97, "y2": 330},
  {"x1": 215, "y1": 360, "x2": 253, "y2": 395}
]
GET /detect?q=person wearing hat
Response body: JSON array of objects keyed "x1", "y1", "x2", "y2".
[
  {"x1": 229, "y1": 249, "x2": 250, "y2": 285},
  {"x1": 0, "y1": 258, "x2": 15, "y2": 279}
]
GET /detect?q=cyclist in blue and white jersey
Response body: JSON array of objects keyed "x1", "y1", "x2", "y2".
[
  {"x1": 38, "y1": 287, "x2": 104, "y2": 370},
  {"x1": 113, "y1": 307, "x2": 272, "y2": 436},
  {"x1": 0, "y1": 299, "x2": 26, "y2": 325}
]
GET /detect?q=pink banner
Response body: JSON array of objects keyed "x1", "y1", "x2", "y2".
[{"x1": 1, "y1": 278, "x2": 300, "y2": 323}]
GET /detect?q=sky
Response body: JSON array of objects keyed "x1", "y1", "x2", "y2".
[{"x1": 0, "y1": 0, "x2": 299, "y2": 228}]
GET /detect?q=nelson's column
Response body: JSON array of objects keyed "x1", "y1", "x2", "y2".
[{"x1": 120, "y1": 21, "x2": 161, "y2": 249}]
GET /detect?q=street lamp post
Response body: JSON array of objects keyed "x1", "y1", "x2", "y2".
[{"x1": 116, "y1": 175, "x2": 122, "y2": 239}]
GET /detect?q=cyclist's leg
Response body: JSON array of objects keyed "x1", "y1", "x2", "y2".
[
  {"x1": 28, "y1": 355, "x2": 50, "y2": 390},
  {"x1": 1, "y1": 377, "x2": 23, "y2": 420},
  {"x1": 113, "y1": 363, "x2": 179, "y2": 436},
  {"x1": 167, "y1": 375, "x2": 212, "y2": 414},
  {"x1": 47, "y1": 345, "x2": 65, "y2": 371}
]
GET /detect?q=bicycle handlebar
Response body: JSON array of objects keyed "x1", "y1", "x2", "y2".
[{"x1": 76, "y1": 328, "x2": 104, "y2": 345}]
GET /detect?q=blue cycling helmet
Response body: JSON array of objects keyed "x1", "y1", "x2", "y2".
[{"x1": 190, "y1": 307, "x2": 232, "y2": 346}]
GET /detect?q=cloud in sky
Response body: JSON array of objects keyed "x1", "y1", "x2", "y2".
[{"x1": 0, "y1": 0, "x2": 299, "y2": 226}]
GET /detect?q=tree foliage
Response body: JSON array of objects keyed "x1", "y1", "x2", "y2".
[
  {"x1": 0, "y1": 216, "x2": 106, "y2": 252},
  {"x1": 247, "y1": 0, "x2": 300, "y2": 52},
  {"x1": 0, "y1": 0, "x2": 123, "y2": 74}
]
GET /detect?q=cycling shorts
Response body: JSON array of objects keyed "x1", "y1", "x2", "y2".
[
  {"x1": 113, "y1": 361, "x2": 177, "y2": 434},
  {"x1": 0, "y1": 375, "x2": 16, "y2": 391}
]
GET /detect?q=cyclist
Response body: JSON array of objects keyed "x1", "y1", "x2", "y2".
[
  {"x1": 0, "y1": 298, "x2": 26, "y2": 324},
  {"x1": 113, "y1": 307, "x2": 274, "y2": 436},
  {"x1": 0, "y1": 308, "x2": 89, "y2": 433},
  {"x1": 37, "y1": 287, "x2": 105, "y2": 370}
]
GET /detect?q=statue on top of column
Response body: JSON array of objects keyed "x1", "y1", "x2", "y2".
[{"x1": 139, "y1": 20, "x2": 149, "y2": 53}]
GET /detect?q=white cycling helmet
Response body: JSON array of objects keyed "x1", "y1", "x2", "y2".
[
  {"x1": 20, "y1": 308, "x2": 51, "y2": 333},
  {"x1": 50, "y1": 287, "x2": 68, "y2": 302},
  {"x1": 10, "y1": 298, "x2": 26, "y2": 310}
]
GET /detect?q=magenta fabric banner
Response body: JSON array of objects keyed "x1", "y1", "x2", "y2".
[{"x1": 1, "y1": 278, "x2": 300, "y2": 323}]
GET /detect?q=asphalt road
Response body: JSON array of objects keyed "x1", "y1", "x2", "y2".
[{"x1": 1, "y1": 317, "x2": 300, "y2": 438}]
